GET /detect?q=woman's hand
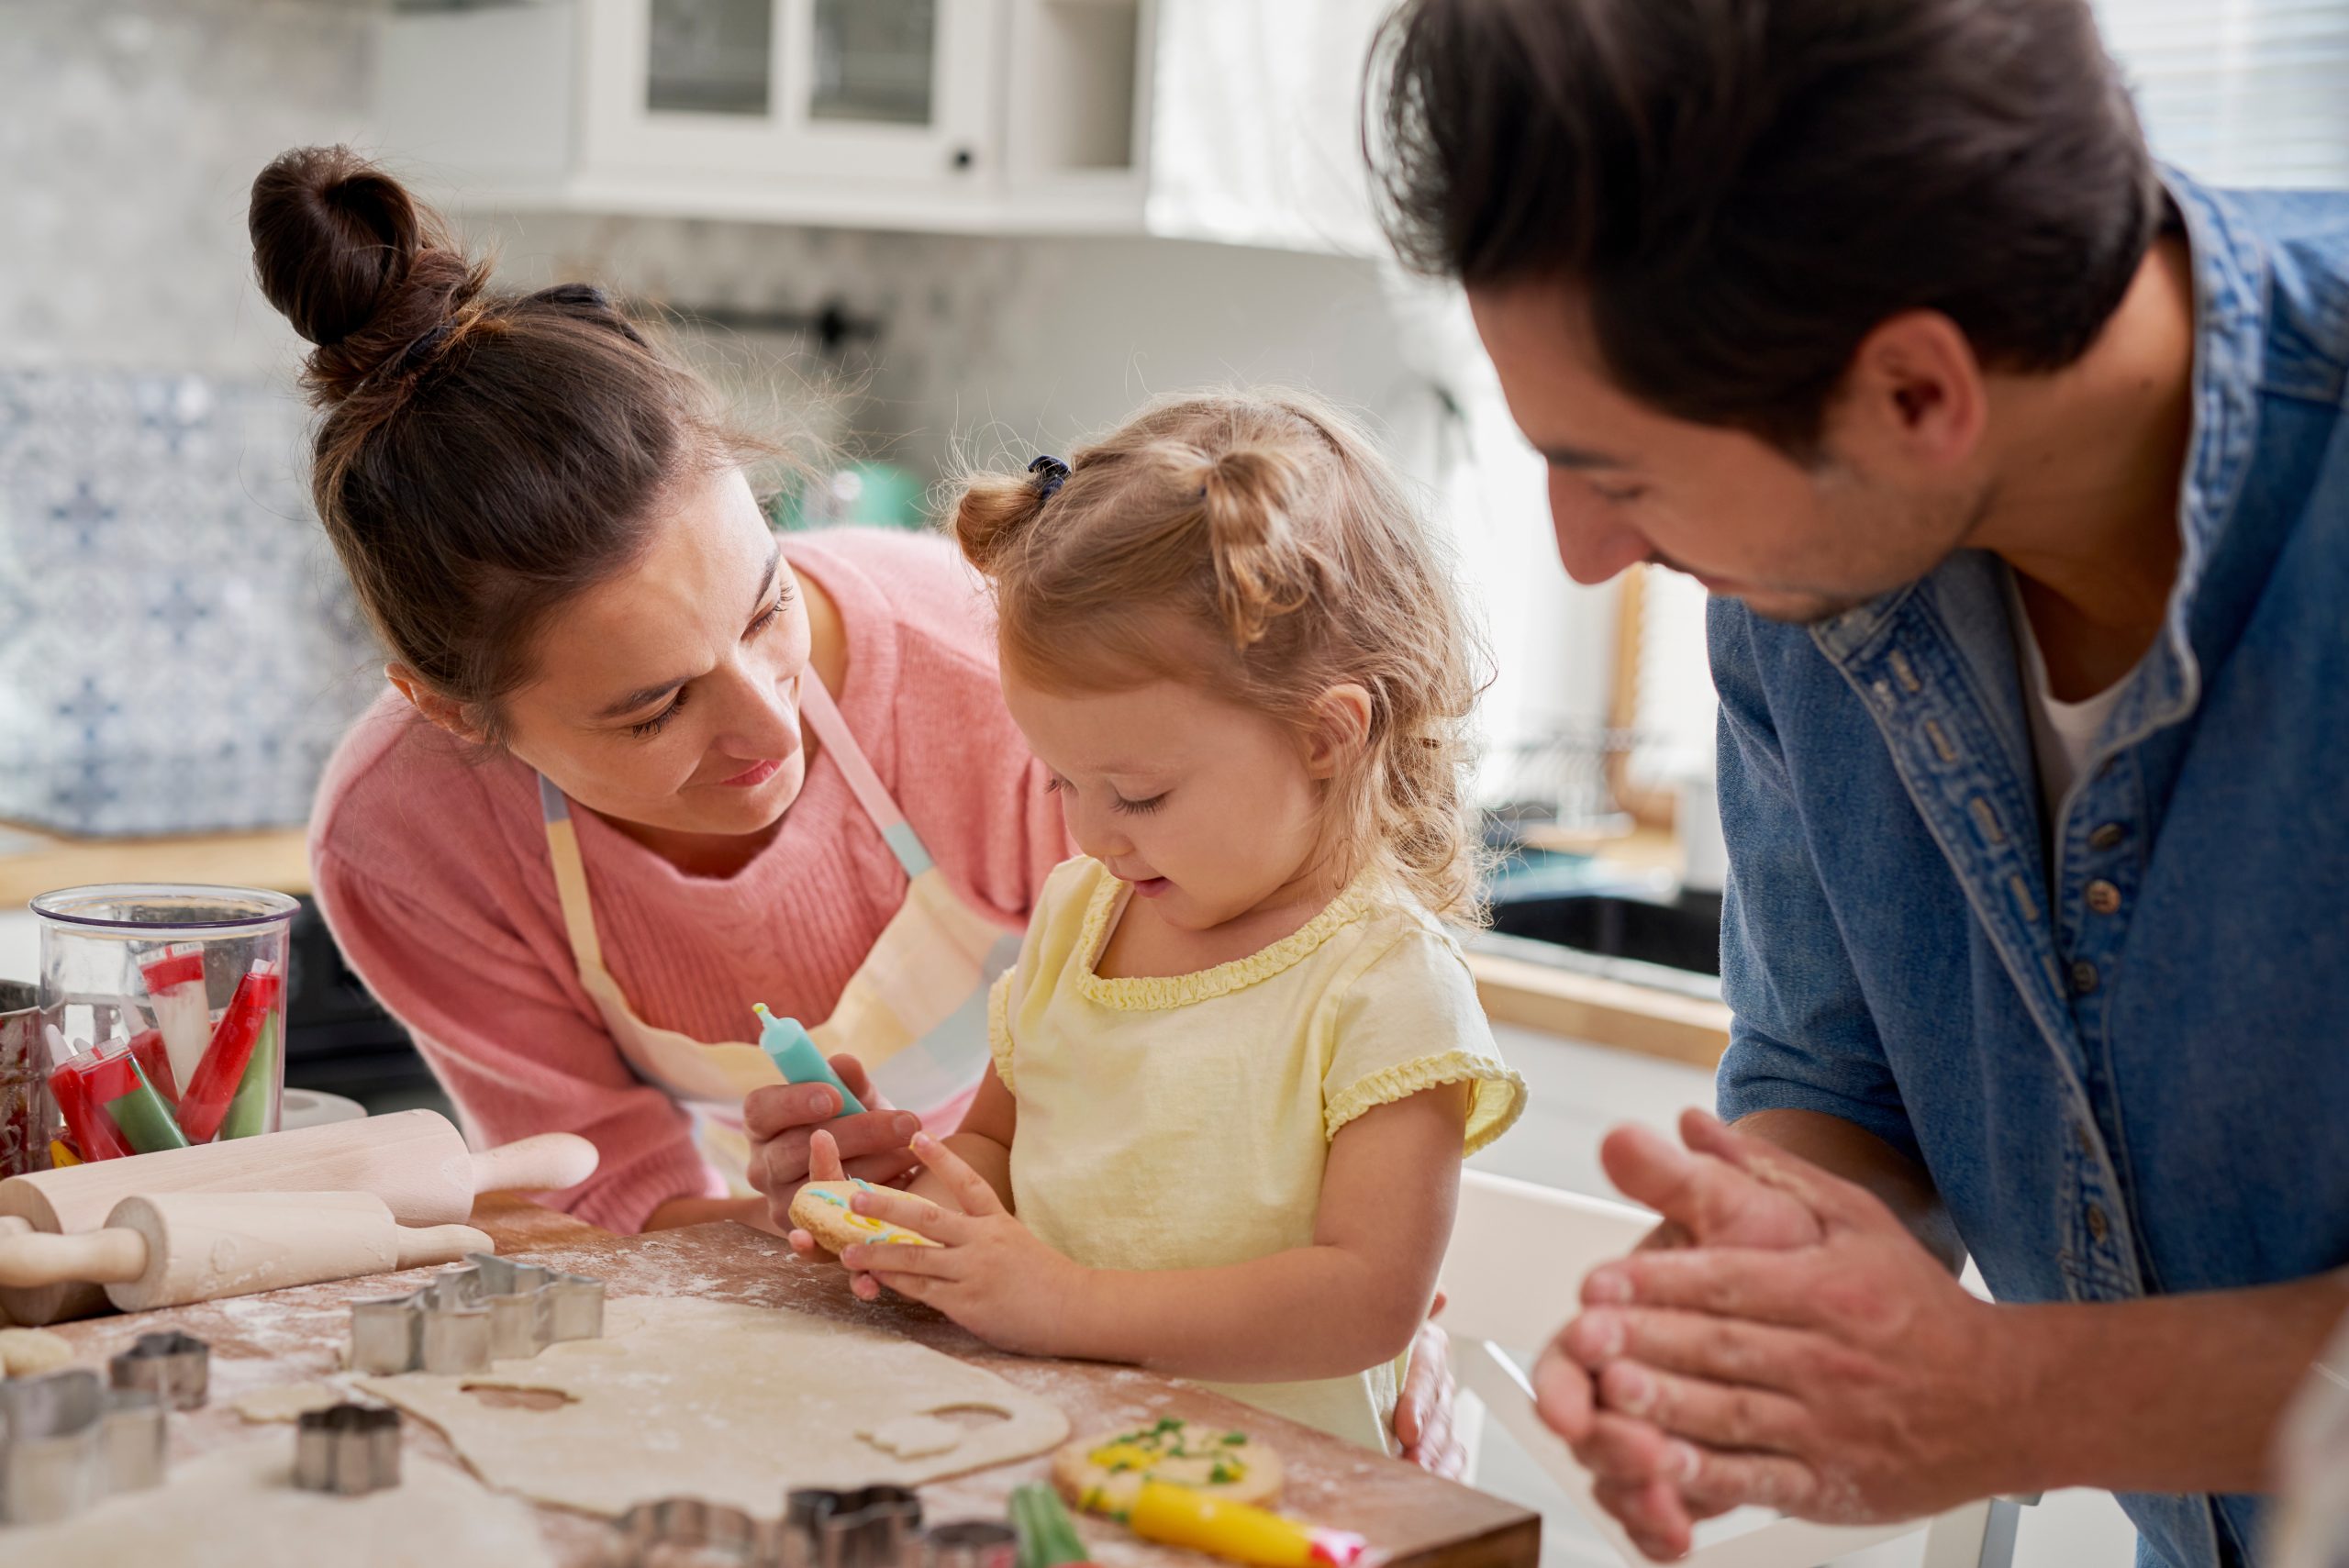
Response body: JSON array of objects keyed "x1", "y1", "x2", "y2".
[
  {"x1": 840, "y1": 1133, "x2": 1085, "y2": 1357},
  {"x1": 744, "y1": 1056, "x2": 922, "y2": 1233}
]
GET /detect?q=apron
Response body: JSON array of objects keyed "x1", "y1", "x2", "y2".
[{"x1": 539, "y1": 671, "x2": 1023, "y2": 1190}]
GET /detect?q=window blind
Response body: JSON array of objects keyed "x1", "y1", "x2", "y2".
[{"x1": 2095, "y1": 0, "x2": 2349, "y2": 187}]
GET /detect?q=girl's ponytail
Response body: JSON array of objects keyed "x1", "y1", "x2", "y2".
[{"x1": 1200, "y1": 448, "x2": 1318, "y2": 649}]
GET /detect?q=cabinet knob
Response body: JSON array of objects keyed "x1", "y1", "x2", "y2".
[{"x1": 950, "y1": 146, "x2": 976, "y2": 172}]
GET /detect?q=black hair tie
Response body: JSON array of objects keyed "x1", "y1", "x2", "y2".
[
  {"x1": 528, "y1": 281, "x2": 648, "y2": 347},
  {"x1": 1027, "y1": 454, "x2": 1070, "y2": 500},
  {"x1": 387, "y1": 320, "x2": 454, "y2": 379}
]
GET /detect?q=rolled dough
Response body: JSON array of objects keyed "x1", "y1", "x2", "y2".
[
  {"x1": 0, "y1": 1438, "x2": 553, "y2": 1567},
  {"x1": 0, "y1": 1326, "x2": 75, "y2": 1375},
  {"x1": 235, "y1": 1381, "x2": 359, "y2": 1423},
  {"x1": 357, "y1": 1295, "x2": 1068, "y2": 1517}
]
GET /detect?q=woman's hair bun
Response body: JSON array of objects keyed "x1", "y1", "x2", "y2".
[{"x1": 248, "y1": 145, "x2": 484, "y2": 404}]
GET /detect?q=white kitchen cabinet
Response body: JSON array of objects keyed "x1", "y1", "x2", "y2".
[{"x1": 377, "y1": 0, "x2": 1156, "y2": 235}]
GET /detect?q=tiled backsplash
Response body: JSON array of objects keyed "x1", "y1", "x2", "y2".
[{"x1": 0, "y1": 368, "x2": 380, "y2": 835}]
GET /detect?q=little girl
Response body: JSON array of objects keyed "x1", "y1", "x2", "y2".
[{"x1": 796, "y1": 391, "x2": 1524, "y2": 1451}]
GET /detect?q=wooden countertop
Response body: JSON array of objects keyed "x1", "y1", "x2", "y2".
[
  {"x1": 0, "y1": 823, "x2": 312, "y2": 908},
  {"x1": 39, "y1": 1196, "x2": 1539, "y2": 1567}
]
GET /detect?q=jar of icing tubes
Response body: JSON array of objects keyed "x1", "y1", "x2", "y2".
[{"x1": 31, "y1": 884, "x2": 297, "y2": 1163}]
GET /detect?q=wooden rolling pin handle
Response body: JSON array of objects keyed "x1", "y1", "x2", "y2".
[
  {"x1": 468, "y1": 1132, "x2": 598, "y2": 1195},
  {"x1": 395, "y1": 1223, "x2": 496, "y2": 1271},
  {"x1": 0, "y1": 1226, "x2": 149, "y2": 1289}
]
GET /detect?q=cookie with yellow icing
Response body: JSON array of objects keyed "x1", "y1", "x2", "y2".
[
  {"x1": 1052, "y1": 1418, "x2": 1283, "y2": 1517},
  {"x1": 789, "y1": 1179, "x2": 941, "y2": 1254}
]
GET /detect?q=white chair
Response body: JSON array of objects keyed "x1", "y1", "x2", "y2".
[{"x1": 1441, "y1": 1169, "x2": 2028, "y2": 1568}]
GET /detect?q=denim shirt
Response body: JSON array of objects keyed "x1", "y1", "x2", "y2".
[{"x1": 1710, "y1": 171, "x2": 2349, "y2": 1568}]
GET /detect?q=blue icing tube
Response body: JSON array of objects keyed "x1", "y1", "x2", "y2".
[{"x1": 752, "y1": 1004, "x2": 866, "y2": 1117}]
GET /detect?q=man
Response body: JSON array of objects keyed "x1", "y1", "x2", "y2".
[{"x1": 1366, "y1": 2, "x2": 2349, "y2": 1564}]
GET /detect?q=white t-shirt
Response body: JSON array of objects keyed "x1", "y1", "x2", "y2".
[{"x1": 2005, "y1": 572, "x2": 2128, "y2": 830}]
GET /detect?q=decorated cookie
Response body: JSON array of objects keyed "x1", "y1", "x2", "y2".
[
  {"x1": 789, "y1": 1179, "x2": 942, "y2": 1254},
  {"x1": 1052, "y1": 1417, "x2": 1284, "y2": 1517}
]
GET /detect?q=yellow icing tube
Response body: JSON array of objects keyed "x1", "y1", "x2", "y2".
[{"x1": 1126, "y1": 1481, "x2": 1365, "y2": 1566}]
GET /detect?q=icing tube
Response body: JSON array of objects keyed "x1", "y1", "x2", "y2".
[
  {"x1": 42, "y1": 1027, "x2": 132, "y2": 1162},
  {"x1": 219, "y1": 1004, "x2": 280, "y2": 1141},
  {"x1": 127, "y1": 1027, "x2": 178, "y2": 1105},
  {"x1": 1125, "y1": 1483, "x2": 1366, "y2": 1568},
  {"x1": 139, "y1": 944, "x2": 213, "y2": 1094},
  {"x1": 179, "y1": 961, "x2": 279, "y2": 1142},
  {"x1": 752, "y1": 1003, "x2": 866, "y2": 1117},
  {"x1": 78, "y1": 1038, "x2": 189, "y2": 1155}
]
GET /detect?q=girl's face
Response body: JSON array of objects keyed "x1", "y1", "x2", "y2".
[
  {"x1": 495, "y1": 468, "x2": 816, "y2": 840},
  {"x1": 1002, "y1": 662, "x2": 1339, "y2": 932}
]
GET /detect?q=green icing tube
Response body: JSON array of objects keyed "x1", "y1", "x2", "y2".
[
  {"x1": 220, "y1": 1010, "x2": 279, "y2": 1141},
  {"x1": 106, "y1": 1053, "x2": 191, "y2": 1153}
]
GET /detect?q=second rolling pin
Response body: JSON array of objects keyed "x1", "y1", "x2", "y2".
[{"x1": 0, "y1": 1191, "x2": 493, "y2": 1313}]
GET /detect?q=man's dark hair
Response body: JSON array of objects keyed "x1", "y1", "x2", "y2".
[{"x1": 1368, "y1": 0, "x2": 2164, "y2": 451}]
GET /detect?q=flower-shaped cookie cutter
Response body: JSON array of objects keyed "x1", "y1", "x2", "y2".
[
  {"x1": 0, "y1": 1368, "x2": 166, "y2": 1526},
  {"x1": 347, "y1": 1252, "x2": 605, "y2": 1376},
  {"x1": 294, "y1": 1402, "x2": 401, "y2": 1496},
  {"x1": 108, "y1": 1329, "x2": 210, "y2": 1411}
]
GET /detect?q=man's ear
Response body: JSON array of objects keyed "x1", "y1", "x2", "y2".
[
  {"x1": 1305, "y1": 683, "x2": 1375, "y2": 780},
  {"x1": 386, "y1": 663, "x2": 491, "y2": 746},
  {"x1": 1827, "y1": 309, "x2": 1989, "y2": 476}
]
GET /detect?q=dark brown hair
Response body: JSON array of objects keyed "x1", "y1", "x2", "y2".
[
  {"x1": 249, "y1": 146, "x2": 755, "y2": 739},
  {"x1": 1368, "y1": 0, "x2": 2164, "y2": 450}
]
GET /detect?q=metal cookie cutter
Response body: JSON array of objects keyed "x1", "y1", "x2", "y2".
[
  {"x1": 785, "y1": 1485, "x2": 923, "y2": 1568},
  {"x1": 348, "y1": 1253, "x2": 605, "y2": 1375},
  {"x1": 607, "y1": 1496, "x2": 774, "y2": 1566},
  {"x1": 0, "y1": 1369, "x2": 166, "y2": 1527},
  {"x1": 294, "y1": 1402, "x2": 401, "y2": 1496},
  {"x1": 109, "y1": 1329, "x2": 210, "y2": 1411}
]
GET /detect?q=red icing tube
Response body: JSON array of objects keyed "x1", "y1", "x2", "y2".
[
  {"x1": 127, "y1": 1026, "x2": 178, "y2": 1105},
  {"x1": 48, "y1": 1051, "x2": 133, "y2": 1162},
  {"x1": 178, "y1": 962, "x2": 280, "y2": 1143}
]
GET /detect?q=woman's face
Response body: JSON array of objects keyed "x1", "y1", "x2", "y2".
[{"x1": 496, "y1": 468, "x2": 815, "y2": 839}]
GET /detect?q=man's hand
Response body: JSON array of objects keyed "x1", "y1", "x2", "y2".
[
  {"x1": 1532, "y1": 1108, "x2": 1829, "y2": 1551},
  {"x1": 841, "y1": 1134, "x2": 1086, "y2": 1356},
  {"x1": 743, "y1": 1056, "x2": 921, "y2": 1232},
  {"x1": 1561, "y1": 1112, "x2": 2016, "y2": 1559}
]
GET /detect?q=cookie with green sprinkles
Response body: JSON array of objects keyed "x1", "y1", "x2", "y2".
[{"x1": 1051, "y1": 1417, "x2": 1284, "y2": 1517}]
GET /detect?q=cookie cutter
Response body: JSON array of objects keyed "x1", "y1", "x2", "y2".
[
  {"x1": 607, "y1": 1496, "x2": 774, "y2": 1566},
  {"x1": 294, "y1": 1402, "x2": 401, "y2": 1496},
  {"x1": 919, "y1": 1521, "x2": 1018, "y2": 1568},
  {"x1": 0, "y1": 1369, "x2": 166, "y2": 1526},
  {"x1": 108, "y1": 1329, "x2": 210, "y2": 1411},
  {"x1": 347, "y1": 1252, "x2": 605, "y2": 1375},
  {"x1": 786, "y1": 1485, "x2": 923, "y2": 1568}
]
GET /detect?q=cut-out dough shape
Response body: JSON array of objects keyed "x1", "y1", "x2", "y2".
[
  {"x1": 235, "y1": 1382, "x2": 353, "y2": 1423},
  {"x1": 358, "y1": 1295, "x2": 1067, "y2": 1516},
  {"x1": 0, "y1": 1327, "x2": 76, "y2": 1376},
  {"x1": 861, "y1": 1412, "x2": 965, "y2": 1459}
]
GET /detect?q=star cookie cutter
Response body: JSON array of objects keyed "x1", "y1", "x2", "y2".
[
  {"x1": 347, "y1": 1253, "x2": 605, "y2": 1376},
  {"x1": 0, "y1": 1369, "x2": 166, "y2": 1526}
]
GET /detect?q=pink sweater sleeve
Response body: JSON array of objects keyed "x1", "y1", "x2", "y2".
[{"x1": 311, "y1": 848, "x2": 719, "y2": 1234}]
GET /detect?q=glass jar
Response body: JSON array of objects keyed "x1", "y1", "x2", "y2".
[{"x1": 31, "y1": 884, "x2": 297, "y2": 1161}]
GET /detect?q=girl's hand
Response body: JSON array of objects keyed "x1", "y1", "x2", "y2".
[
  {"x1": 841, "y1": 1133, "x2": 1085, "y2": 1357},
  {"x1": 786, "y1": 1129, "x2": 898, "y2": 1298}
]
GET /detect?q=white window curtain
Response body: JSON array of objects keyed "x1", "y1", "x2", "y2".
[{"x1": 2096, "y1": 0, "x2": 2349, "y2": 187}]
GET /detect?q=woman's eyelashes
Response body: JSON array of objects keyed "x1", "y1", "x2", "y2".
[
  {"x1": 625, "y1": 595, "x2": 790, "y2": 740},
  {"x1": 746, "y1": 594, "x2": 787, "y2": 639}
]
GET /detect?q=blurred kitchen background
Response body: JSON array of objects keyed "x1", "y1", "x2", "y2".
[{"x1": 1, "y1": 3, "x2": 2343, "y2": 1562}]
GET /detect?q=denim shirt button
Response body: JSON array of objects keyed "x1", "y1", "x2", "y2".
[
  {"x1": 2086, "y1": 1202, "x2": 2110, "y2": 1243},
  {"x1": 2071, "y1": 960, "x2": 2101, "y2": 995},
  {"x1": 2089, "y1": 822, "x2": 2128, "y2": 851},
  {"x1": 2075, "y1": 1123, "x2": 2095, "y2": 1156},
  {"x1": 2086, "y1": 880, "x2": 2121, "y2": 915}
]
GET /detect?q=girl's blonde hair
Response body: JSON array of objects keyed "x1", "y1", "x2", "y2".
[{"x1": 952, "y1": 390, "x2": 1489, "y2": 921}]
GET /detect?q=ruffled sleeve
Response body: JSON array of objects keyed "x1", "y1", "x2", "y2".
[{"x1": 1322, "y1": 925, "x2": 1526, "y2": 1154}]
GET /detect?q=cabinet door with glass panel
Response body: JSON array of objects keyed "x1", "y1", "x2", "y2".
[{"x1": 580, "y1": 0, "x2": 998, "y2": 189}]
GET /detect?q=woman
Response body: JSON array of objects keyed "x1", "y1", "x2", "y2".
[{"x1": 251, "y1": 145, "x2": 1461, "y2": 1469}]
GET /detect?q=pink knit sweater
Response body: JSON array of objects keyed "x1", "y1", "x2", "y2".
[{"x1": 309, "y1": 529, "x2": 1069, "y2": 1233}]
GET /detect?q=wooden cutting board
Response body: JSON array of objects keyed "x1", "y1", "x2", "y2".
[{"x1": 37, "y1": 1196, "x2": 1541, "y2": 1567}]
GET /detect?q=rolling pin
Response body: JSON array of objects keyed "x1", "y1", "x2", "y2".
[
  {"x1": 0, "y1": 1191, "x2": 493, "y2": 1314},
  {"x1": 0, "y1": 1111, "x2": 596, "y2": 1325}
]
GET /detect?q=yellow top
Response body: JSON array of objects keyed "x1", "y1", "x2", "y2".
[{"x1": 988, "y1": 857, "x2": 1526, "y2": 1451}]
